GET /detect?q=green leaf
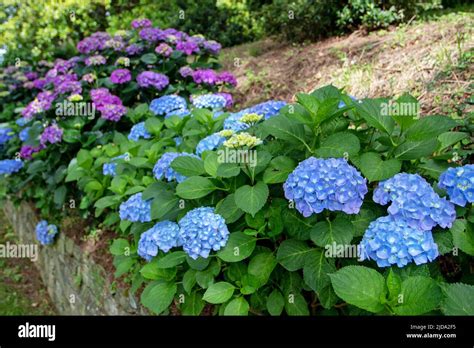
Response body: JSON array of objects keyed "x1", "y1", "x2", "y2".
[
  {"x1": 358, "y1": 152, "x2": 401, "y2": 182},
  {"x1": 217, "y1": 232, "x2": 256, "y2": 262},
  {"x1": 155, "y1": 251, "x2": 187, "y2": 268},
  {"x1": 203, "y1": 282, "x2": 235, "y2": 304},
  {"x1": 183, "y1": 269, "x2": 196, "y2": 294},
  {"x1": 203, "y1": 152, "x2": 219, "y2": 177},
  {"x1": 394, "y1": 139, "x2": 438, "y2": 160},
  {"x1": 318, "y1": 285, "x2": 338, "y2": 309},
  {"x1": 95, "y1": 195, "x2": 121, "y2": 209},
  {"x1": 216, "y1": 163, "x2": 240, "y2": 178},
  {"x1": 186, "y1": 256, "x2": 210, "y2": 271},
  {"x1": 418, "y1": 159, "x2": 451, "y2": 180},
  {"x1": 386, "y1": 268, "x2": 402, "y2": 301},
  {"x1": 276, "y1": 239, "x2": 312, "y2": 271},
  {"x1": 54, "y1": 185, "x2": 67, "y2": 206},
  {"x1": 234, "y1": 181, "x2": 269, "y2": 217},
  {"x1": 150, "y1": 191, "x2": 179, "y2": 220},
  {"x1": 303, "y1": 250, "x2": 336, "y2": 293},
  {"x1": 392, "y1": 276, "x2": 442, "y2": 315},
  {"x1": 285, "y1": 292, "x2": 310, "y2": 316},
  {"x1": 266, "y1": 290, "x2": 285, "y2": 316},
  {"x1": 181, "y1": 292, "x2": 205, "y2": 316},
  {"x1": 263, "y1": 156, "x2": 296, "y2": 184},
  {"x1": 171, "y1": 156, "x2": 205, "y2": 177},
  {"x1": 248, "y1": 252, "x2": 277, "y2": 287},
  {"x1": 139, "y1": 262, "x2": 176, "y2": 281},
  {"x1": 176, "y1": 176, "x2": 216, "y2": 199},
  {"x1": 141, "y1": 281, "x2": 177, "y2": 315},
  {"x1": 262, "y1": 114, "x2": 307, "y2": 145},
  {"x1": 441, "y1": 283, "x2": 474, "y2": 315},
  {"x1": 438, "y1": 132, "x2": 468, "y2": 151},
  {"x1": 405, "y1": 115, "x2": 457, "y2": 141},
  {"x1": 110, "y1": 239, "x2": 129, "y2": 256},
  {"x1": 433, "y1": 231, "x2": 453, "y2": 255},
  {"x1": 390, "y1": 93, "x2": 419, "y2": 130},
  {"x1": 356, "y1": 98, "x2": 395, "y2": 135},
  {"x1": 141, "y1": 53, "x2": 158, "y2": 64},
  {"x1": 224, "y1": 297, "x2": 249, "y2": 316},
  {"x1": 144, "y1": 118, "x2": 162, "y2": 134},
  {"x1": 351, "y1": 208, "x2": 376, "y2": 237},
  {"x1": 310, "y1": 216, "x2": 354, "y2": 247},
  {"x1": 329, "y1": 266, "x2": 386, "y2": 313},
  {"x1": 315, "y1": 132, "x2": 360, "y2": 158},
  {"x1": 113, "y1": 256, "x2": 134, "y2": 278},
  {"x1": 450, "y1": 219, "x2": 474, "y2": 256},
  {"x1": 215, "y1": 194, "x2": 244, "y2": 224}
]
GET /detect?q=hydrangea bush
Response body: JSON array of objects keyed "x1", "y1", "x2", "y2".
[{"x1": 0, "y1": 19, "x2": 473, "y2": 316}]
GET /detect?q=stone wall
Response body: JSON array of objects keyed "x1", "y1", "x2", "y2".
[{"x1": 3, "y1": 200, "x2": 145, "y2": 315}]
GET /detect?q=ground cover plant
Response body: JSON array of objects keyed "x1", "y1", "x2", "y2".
[{"x1": 0, "y1": 15, "x2": 473, "y2": 316}]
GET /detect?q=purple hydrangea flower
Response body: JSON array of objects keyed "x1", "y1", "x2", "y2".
[
  {"x1": 359, "y1": 215, "x2": 439, "y2": 268},
  {"x1": 438, "y1": 165, "x2": 474, "y2": 207},
  {"x1": 85, "y1": 55, "x2": 106, "y2": 66},
  {"x1": 119, "y1": 192, "x2": 151, "y2": 223},
  {"x1": 192, "y1": 69, "x2": 218, "y2": 85},
  {"x1": 110, "y1": 69, "x2": 131, "y2": 84},
  {"x1": 373, "y1": 173, "x2": 456, "y2": 231},
  {"x1": 20, "y1": 144, "x2": 44, "y2": 160},
  {"x1": 203, "y1": 40, "x2": 221, "y2": 54},
  {"x1": 155, "y1": 43, "x2": 173, "y2": 57},
  {"x1": 176, "y1": 40, "x2": 199, "y2": 55},
  {"x1": 216, "y1": 92, "x2": 233, "y2": 108},
  {"x1": 178, "y1": 207, "x2": 229, "y2": 259},
  {"x1": 90, "y1": 88, "x2": 126, "y2": 122},
  {"x1": 136, "y1": 71, "x2": 169, "y2": 90},
  {"x1": 138, "y1": 221, "x2": 182, "y2": 261},
  {"x1": 125, "y1": 44, "x2": 143, "y2": 56},
  {"x1": 216, "y1": 71, "x2": 237, "y2": 86},
  {"x1": 131, "y1": 18, "x2": 153, "y2": 29},
  {"x1": 179, "y1": 66, "x2": 193, "y2": 78},
  {"x1": 40, "y1": 124, "x2": 63, "y2": 145},
  {"x1": 284, "y1": 157, "x2": 368, "y2": 217},
  {"x1": 139, "y1": 27, "x2": 164, "y2": 42}
]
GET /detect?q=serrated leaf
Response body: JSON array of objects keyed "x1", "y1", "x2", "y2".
[
  {"x1": 171, "y1": 156, "x2": 205, "y2": 177},
  {"x1": 176, "y1": 176, "x2": 216, "y2": 199},
  {"x1": 155, "y1": 251, "x2": 187, "y2": 268},
  {"x1": 224, "y1": 297, "x2": 249, "y2": 315},
  {"x1": 303, "y1": 250, "x2": 336, "y2": 293},
  {"x1": 276, "y1": 239, "x2": 312, "y2": 271},
  {"x1": 355, "y1": 98, "x2": 395, "y2": 135},
  {"x1": 359, "y1": 152, "x2": 401, "y2": 182},
  {"x1": 248, "y1": 252, "x2": 277, "y2": 287},
  {"x1": 441, "y1": 283, "x2": 474, "y2": 315},
  {"x1": 394, "y1": 139, "x2": 439, "y2": 160},
  {"x1": 203, "y1": 282, "x2": 235, "y2": 304},
  {"x1": 450, "y1": 219, "x2": 474, "y2": 256},
  {"x1": 315, "y1": 132, "x2": 360, "y2": 158},
  {"x1": 215, "y1": 194, "x2": 244, "y2": 224},
  {"x1": 310, "y1": 216, "x2": 354, "y2": 247},
  {"x1": 267, "y1": 290, "x2": 285, "y2": 316},
  {"x1": 181, "y1": 292, "x2": 205, "y2": 316},
  {"x1": 234, "y1": 181, "x2": 269, "y2": 217},
  {"x1": 392, "y1": 276, "x2": 442, "y2": 315},
  {"x1": 217, "y1": 232, "x2": 256, "y2": 262},
  {"x1": 329, "y1": 266, "x2": 386, "y2": 313},
  {"x1": 141, "y1": 281, "x2": 177, "y2": 314},
  {"x1": 405, "y1": 115, "x2": 457, "y2": 141}
]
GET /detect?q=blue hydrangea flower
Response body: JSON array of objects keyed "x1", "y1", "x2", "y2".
[
  {"x1": 165, "y1": 108, "x2": 190, "y2": 119},
  {"x1": 19, "y1": 127, "x2": 30, "y2": 142},
  {"x1": 359, "y1": 215, "x2": 439, "y2": 268},
  {"x1": 283, "y1": 157, "x2": 368, "y2": 217},
  {"x1": 196, "y1": 133, "x2": 225, "y2": 155},
  {"x1": 16, "y1": 117, "x2": 29, "y2": 127},
  {"x1": 137, "y1": 221, "x2": 182, "y2": 261},
  {"x1": 153, "y1": 152, "x2": 199, "y2": 183},
  {"x1": 223, "y1": 100, "x2": 287, "y2": 132},
  {"x1": 373, "y1": 173, "x2": 456, "y2": 231},
  {"x1": 0, "y1": 159, "x2": 24, "y2": 175},
  {"x1": 192, "y1": 94, "x2": 227, "y2": 110},
  {"x1": 35, "y1": 220, "x2": 59, "y2": 245},
  {"x1": 119, "y1": 192, "x2": 151, "y2": 222},
  {"x1": 128, "y1": 122, "x2": 152, "y2": 141},
  {"x1": 438, "y1": 165, "x2": 474, "y2": 207},
  {"x1": 174, "y1": 136, "x2": 183, "y2": 146},
  {"x1": 103, "y1": 154, "x2": 128, "y2": 177},
  {"x1": 150, "y1": 95, "x2": 187, "y2": 116},
  {"x1": 0, "y1": 127, "x2": 14, "y2": 145},
  {"x1": 178, "y1": 207, "x2": 229, "y2": 259}
]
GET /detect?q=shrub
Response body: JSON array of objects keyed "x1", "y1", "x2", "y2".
[{"x1": 0, "y1": 17, "x2": 473, "y2": 317}]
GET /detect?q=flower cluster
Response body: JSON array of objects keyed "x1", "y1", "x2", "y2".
[
  {"x1": 438, "y1": 165, "x2": 474, "y2": 207},
  {"x1": 128, "y1": 122, "x2": 152, "y2": 142},
  {"x1": 153, "y1": 152, "x2": 199, "y2": 183},
  {"x1": 21, "y1": 91, "x2": 55, "y2": 119},
  {"x1": 0, "y1": 159, "x2": 24, "y2": 175},
  {"x1": 90, "y1": 88, "x2": 127, "y2": 122},
  {"x1": 359, "y1": 216, "x2": 439, "y2": 267},
  {"x1": 373, "y1": 173, "x2": 456, "y2": 231},
  {"x1": 0, "y1": 128, "x2": 14, "y2": 145},
  {"x1": 223, "y1": 132, "x2": 263, "y2": 149},
  {"x1": 192, "y1": 94, "x2": 227, "y2": 110},
  {"x1": 119, "y1": 192, "x2": 152, "y2": 223},
  {"x1": 136, "y1": 71, "x2": 169, "y2": 90},
  {"x1": 149, "y1": 95, "x2": 188, "y2": 116},
  {"x1": 284, "y1": 157, "x2": 368, "y2": 217},
  {"x1": 85, "y1": 55, "x2": 106, "y2": 66},
  {"x1": 178, "y1": 207, "x2": 229, "y2": 259},
  {"x1": 19, "y1": 127, "x2": 30, "y2": 142},
  {"x1": 223, "y1": 100, "x2": 286, "y2": 132},
  {"x1": 196, "y1": 133, "x2": 226, "y2": 155},
  {"x1": 103, "y1": 154, "x2": 128, "y2": 177},
  {"x1": 191, "y1": 69, "x2": 237, "y2": 86},
  {"x1": 110, "y1": 69, "x2": 132, "y2": 84},
  {"x1": 137, "y1": 221, "x2": 182, "y2": 261},
  {"x1": 40, "y1": 124, "x2": 63, "y2": 145},
  {"x1": 20, "y1": 144, "x2": 45, "y2": 160},
  {"x1": 35, "y1": 220, "x2": 58, "y2": 245}
]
